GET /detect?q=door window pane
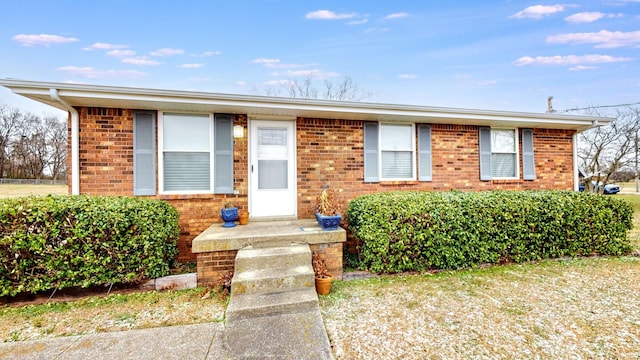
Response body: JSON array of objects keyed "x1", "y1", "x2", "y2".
[{"x1": 258, "y1": 160, "x2": 288, "y2": 189}]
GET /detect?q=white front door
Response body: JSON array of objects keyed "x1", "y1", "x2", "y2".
[{"x1": 249, "y1": 120, "x2": 296, "y2": 218}]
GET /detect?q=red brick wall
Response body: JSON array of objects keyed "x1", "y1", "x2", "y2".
[
  {"x1": 310, "y1": 243, "x2": 344, "y2": 280},
  {"x1": 197, "y1": 250, "x2": 238, "y2": 287},
  {"x1": 70, "y1": 108, "x2": 248, "y2": 262},
  {"x1": 296, "y1": 119, "x2": 575, "y2": 217},
  {"x1": 75, "y1": 107, "x2": 134, "y2": 195},
  {"x1": 71, "y1": 108, "x2": 575, "y2": 262}
]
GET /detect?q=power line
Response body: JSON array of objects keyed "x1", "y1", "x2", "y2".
[{"x1": 558, "y1": 101, "x2": 640, "y2": 113}]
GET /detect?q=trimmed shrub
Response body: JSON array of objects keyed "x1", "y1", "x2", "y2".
[
  {"x1": 347, "y1": 191, "x2": 633, "y2": 273},
  {"x1": 0, "y1": 195, "x2": 179, "y2": 296}
]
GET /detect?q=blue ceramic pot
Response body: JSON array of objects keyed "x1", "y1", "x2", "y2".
[{"x1": 221, "y1": 208, "x2": 238, "y2": 227}]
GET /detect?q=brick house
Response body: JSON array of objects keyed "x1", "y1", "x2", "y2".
[{"x1": 0, "y1": 80, "x2": 609, "y2": 279}]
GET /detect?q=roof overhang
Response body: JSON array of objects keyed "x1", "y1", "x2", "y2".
[{"x1": 0, "y1": 79, "x2": 612, "y2": 131}]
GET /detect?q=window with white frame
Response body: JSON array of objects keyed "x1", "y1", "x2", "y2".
[
  {"x1": 490, "y1": 129, "x2": 518, "y2": 178},
  {"x1": 160, "y1": 113, "x2": 212, "y2": 192},
  {"x1": 380, "y1": 123, "x2": 415, "y2": 180}
]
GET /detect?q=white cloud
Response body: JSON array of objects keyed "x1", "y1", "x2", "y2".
[
  {"x1": 83, "y1": 42, "x2": 128, "y2": 51},
  {"x1": 150, "y1": 48, "x2": 184, "y2": 56},
  {"x1": 56, "y1": 66, "x2": 147, "y2": 79},
  {"x1": 510, "y1": 5, "x2": 569, "y2": 20},
  {"x1": 364, "y1": 28, "x2": 390, "y2": 34},
  {"x1": 252, "y1": 58, "x2": 315, "y2": 69},
  {"x1": 564, "y1": 12, "x2": 623, "y2": 24},
  {"x1": 306, "y1": 10, "x2": 356, "y2": 20},
  {"x1": 235, "y1": 81, "x2": 247, "y2": 86},
  {"x1": 252, "y1": 58, "x2": 280, "y2": 65},
  {"x1": 179, "y1": 63, "x2": 204, "y2": 68},
  {"x1": 346, "y1": 18, "x2": 369, "y2": 25},
  {"x1": 569, "y1": 65, "x2": 598, "y2": 71},
  {"x1": 191, "y1": 51, "x2": 221, "y2": 57},
  {"x1": 106, "y1": 49, "x2": 135, "y2": 57},
  {"x1": 384, "y1": 12, "x2": 409, "y2": 20},
  {"x1": 398, "y1": 74, "x2": 418, "y2": 79},
  {"x1": 513, "y1": 54, "x2": 632, "y2": 66},
  {"x1": 122, "y1": 57, "x2": 160, "y2": 66},
  {"x1": 263, "y1": 80, "x2": 295, "y2": 87},
  {"x1": 477, "y1": 80, "x2": 497, "y2": 85},
  {"x1": 13, "y1": 34, "x2": 79, "y2": 47},
  {"x1": 273, "y1": 69, "x2": 340, "y2": 79},
  {"x1": 547, "y1": 30, "x2": 640, "y2": 48}
]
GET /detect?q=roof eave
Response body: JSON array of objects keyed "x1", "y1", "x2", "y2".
[{"x1": 0, "y1": 79, "x2": 610, "y2": 131}]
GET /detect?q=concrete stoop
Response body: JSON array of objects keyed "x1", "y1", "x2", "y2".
[{"x1": 222, "y1": 243, "x2": 333, "y2": 359}]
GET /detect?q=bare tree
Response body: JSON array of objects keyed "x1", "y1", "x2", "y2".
[
  {"x1": 578, "y1": 107, "x2": 640, "y2": 193},
  {"x1": 255, "y1": 76, "x2": 372, "y2": 102},
  {"x1": 46, "y1": 116, "x2": 68, "y2": 180},
  {"x1": 0, "y1": 106, "x2": 24, "y2": 178},
  {"x1": 0, "y1": 105, "x2": 67, "y2": 180}
]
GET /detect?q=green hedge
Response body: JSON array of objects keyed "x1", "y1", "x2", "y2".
[
  {"x1": 347, "y1": 191, "x2": 633, "y2": 273},
  {"x1": 0, "y1": 195, "x2": 179, "y2": 296}
]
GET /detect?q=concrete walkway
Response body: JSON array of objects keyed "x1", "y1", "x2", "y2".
[{"x1": 0, "y1": 322, "x2": 226, "y2": 360}]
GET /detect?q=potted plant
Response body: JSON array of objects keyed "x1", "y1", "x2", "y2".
[
  {"x1": 315, "y1": 189, "x2": 344, "y2": 231},
  {"x1": 220, "y1": 201, "x2": 238, "y2": 228},
  {"x1": 312, "y1": 252, "x2": 333, "y2": 295},
  {"x1": 238, "y1": 210, "x2": 249, "y2": 225}
]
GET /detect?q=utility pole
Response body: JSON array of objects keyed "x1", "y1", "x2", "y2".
[{"x1": 636, "y1": 130, "x2": 639, "y2": 192}]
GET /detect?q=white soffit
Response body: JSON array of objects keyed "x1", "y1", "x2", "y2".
[{"x1": 0, "y1": 79, "x2": 611, "y2": 130}]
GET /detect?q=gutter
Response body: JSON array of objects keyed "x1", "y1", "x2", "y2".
[
  {"x1": 572, "y1": 118, "x2": 604, "y2": 191},
  {"x1": 49, "y1": 88, "x2": 79, "y2": 195}
]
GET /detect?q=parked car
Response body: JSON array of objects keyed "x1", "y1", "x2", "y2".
[{"x1": 578, "y1": 181, "x2": 621, "y2": 194}]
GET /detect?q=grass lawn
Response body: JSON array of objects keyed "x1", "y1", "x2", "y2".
[
  {"x1": 0, "y1": 288, "x2": 226, "y2": 342},
  {"x1": 0, "y1": 184, "x2": 67, "y2": 198},
  {"x1": 320, "y1": 257, "x2": 640, "y2": 359}
]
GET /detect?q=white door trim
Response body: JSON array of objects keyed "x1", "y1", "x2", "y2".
[{"x1": 249, "y1": 119, "x2": 297, "y2": 218}]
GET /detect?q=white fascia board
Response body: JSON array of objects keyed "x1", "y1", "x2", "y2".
[{"x1": 0, "y1": 79, "x2": 612, "y2": 130}]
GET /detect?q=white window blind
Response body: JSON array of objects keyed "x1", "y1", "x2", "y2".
[
  {"x1": 162, "y1": 113, "x2": 211, "y2": 191},
  {"x1": 380, "y1": 124, "x2": 414, "y2": 180},
  {"x1": 490, "y1": 129, "x2": 517, "y2": 178}
]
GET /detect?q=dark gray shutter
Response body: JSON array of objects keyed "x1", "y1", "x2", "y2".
[
  {"x1": 479, "y1": 127, "x2": 492, "y2": 181},
  {"x1": 364, "y1": 122, "x2": 379, "y2": 182},
  {"x1": 214, "y1": 114, "x2": 234, "y2": 194},
  {"x1": 522, "y1": 128, "x2": 536, "y2": 180},
  {"x1": 418, "y1": 124, "x2": 432, "y2": 181},
  {"x1": 133, "y1": 112, "x2": 156, "y2": 196}
]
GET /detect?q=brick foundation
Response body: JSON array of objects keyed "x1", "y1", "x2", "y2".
[
  {"x1": 196, "y1": 250, "x2": 238, "y2": 287},
  {"x1": 310, "y1": 243, "x2": 344, "y2": 280}
]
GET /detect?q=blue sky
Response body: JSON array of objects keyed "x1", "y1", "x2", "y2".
[{"x1": 1, "y1": 0, "x2": 639, "y2": 117}]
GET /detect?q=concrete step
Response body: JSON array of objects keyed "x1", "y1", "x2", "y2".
[
  {"x1": 234, "y1": 243, "x2": 311, "y2": 273},
  {"x1": 231, "y1": 265, "x2": 314, "y2": 296},
  {"x1": 223, "y1": 307, "x2": 333, "y2": 360},
  {"x1": 225, "y1": 288, "x2": 318, "y2": 322}
]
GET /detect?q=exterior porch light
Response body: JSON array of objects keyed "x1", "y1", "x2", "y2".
[{"x1": 233, "y1": 124, "x2": 244, "y2": 138}]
